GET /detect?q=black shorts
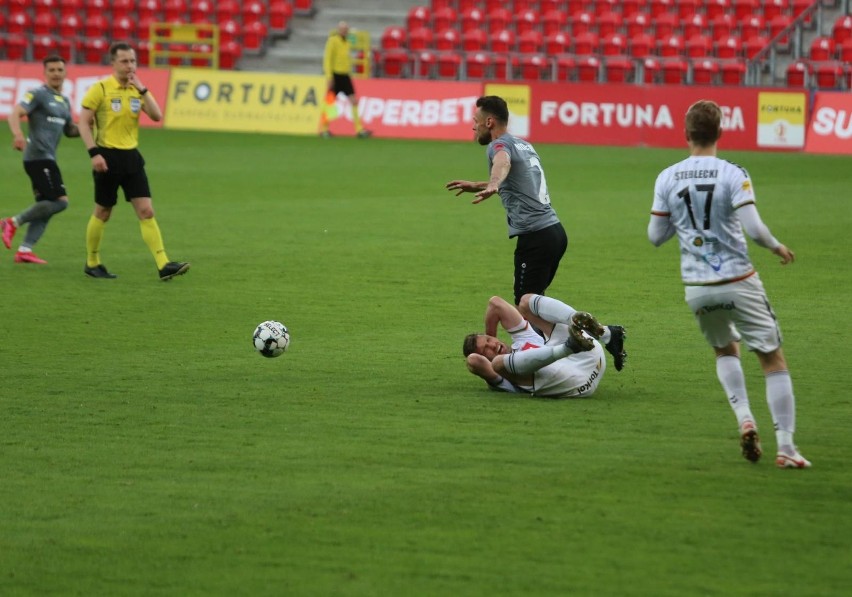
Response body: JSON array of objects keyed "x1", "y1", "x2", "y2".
[
  {"x1": 24, "y1": 159, "x2": 67, "y2": 201},
  {"x1": 331, "y1": 73, "x2": 356, "y2": 96},
  {"x1": 513, "y1": 222, "x2": 568, "y2": 304},
  {"x1": 93, "y1": 147, "x2": 151, "y2": 207}
]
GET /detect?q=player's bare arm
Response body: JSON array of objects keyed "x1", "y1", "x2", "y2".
[
  {"x1": 129, "y1": 73, "x2": 163, "y2": 122},
  {"x1": 474, "y1": 151, "x2": 511, "y2": 204},
  {"x1": 484, "y1": 296, "x2": 524, "y2": 338},
  {"x1": 78, "y1": 108, "x2": 107, "y2": 173},
  {"x1": 446, "y1": 180, "x2": 487, "y2": 195},
  {"x1": 8, "y1": 105, "x2": 27, "y2": 152}
]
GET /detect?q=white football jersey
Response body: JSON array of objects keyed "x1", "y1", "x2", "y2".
[{"x1": 652, "y1": 155, "x2": 758, "y2": 285}]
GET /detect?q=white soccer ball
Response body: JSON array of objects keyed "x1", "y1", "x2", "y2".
[{"x1": 252, "y1": 320, "x2": 290, "y2": 358}]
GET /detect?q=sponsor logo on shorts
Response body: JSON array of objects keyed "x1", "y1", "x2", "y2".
[
  {"x1": 696, "y1": 301, "x2": 736, "y2": 315},
  {"x1": 575, "y1": 369, "x2": 599, "y2": 395}
]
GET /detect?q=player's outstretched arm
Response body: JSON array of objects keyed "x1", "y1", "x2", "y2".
[{"x1": 446, "y1": 180, "x2": 487, "y2": 195}]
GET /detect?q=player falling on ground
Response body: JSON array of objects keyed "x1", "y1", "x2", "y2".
[
  {"x1": 463, "y1": 294, "x2": 626, "y2": 398},
  {"x1": 648, "y1": 99, "x2": 809, "y2": 469}
]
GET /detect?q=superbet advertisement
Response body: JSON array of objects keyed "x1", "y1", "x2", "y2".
[{"x1": 805, "y1": 92, "x2": 852, "y2": 154}]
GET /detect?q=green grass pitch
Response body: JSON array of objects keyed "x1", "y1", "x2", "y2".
[{"x1": 1, "y1": 129, "x2": 850, "y2": 596}]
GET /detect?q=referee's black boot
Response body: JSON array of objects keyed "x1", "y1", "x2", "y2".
[
  {"x1": 159, "y1": 261, "x2": 190, "y2": 281},
  {"x1": 84, "y1": 264, "x2": 117, "y2": 279}
]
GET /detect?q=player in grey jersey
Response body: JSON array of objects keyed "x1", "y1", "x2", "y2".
[
  {"x1": 2, "y1": 55, "x2": 79, "y2": 264},
  {"x1": 447, "y1": 95, "x2": 568, "y2": 305},
  {"x1": 648, "y1": 99, "x2": 809, "y2": 469}
]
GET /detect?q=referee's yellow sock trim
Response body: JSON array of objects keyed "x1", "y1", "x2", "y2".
[
  {"x1": 140, "y1": 217, "x2": 170, "y2": 269},
  {"x1": 86, "y1": 215, "x2": 105, "y2": 267}
]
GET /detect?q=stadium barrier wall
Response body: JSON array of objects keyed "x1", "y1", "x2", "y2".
[
  {"x1": 2, "y1": 61, "x2": 848, "y2": 154},
  {"x1": 0, "y1": 61, "x2": 168, "y2": 128}
]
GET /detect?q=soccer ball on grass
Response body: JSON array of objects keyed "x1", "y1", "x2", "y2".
[{"x1": 252, "y1": 320, "x2": 290, "y2": 358}]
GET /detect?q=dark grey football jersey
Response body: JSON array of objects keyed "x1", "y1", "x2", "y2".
[
  {"x1": 486, "y1": 133, "x2": 561, "y2": 237},
  {"x1": 19, "y1": 85, "x2": 74, "y2": 162}
]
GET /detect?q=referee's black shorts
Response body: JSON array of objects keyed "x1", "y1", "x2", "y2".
[
  {"x1": 330, "y1": 73, "x2": 356, "y2": 97},
  {"x1": 513, "y1": 222, "x2": 568, "y2": 305},
  {"x1": 92, "y1": 147, "x2": 151, "y2": 207},
  {"x1": 24, "y1": 159, "x2": 67, "y2": 201}
]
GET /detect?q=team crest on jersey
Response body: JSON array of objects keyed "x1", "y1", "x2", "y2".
[
  {"x1": 111, "y1": 98, "x2": 122, "y2": 112},
  {"x1": 130, "y1": 98, "x2": 142, "y2": 113},
  {"x1": 54, "y1": 95, "x2": 64, "y2": 103},
  {"x1": 741, "y1": 180, "x2": 751, "y2": 191},
  {"x1": 693, "y1": 237, "x2": 704, "y2": 247},
  {"x1": 23, "y1": 92, "x2": 33, "y2": 104},
  {"x1": 703, "y1": 252, "x2": 722, "y2": 271}
]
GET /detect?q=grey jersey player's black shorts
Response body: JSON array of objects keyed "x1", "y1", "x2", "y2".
[
  {"x1": 92, "y1": 147, "x2": 151, "y2": 207},
  {"x1": 331, "y1": 73, "x2": 356, "y2": 96},
  {"x1": 24, "y1": 159, "x2": 68, "y2": 201},
  {"x1": 513, "y1": 222, "x2": 568, "y2": 305}
]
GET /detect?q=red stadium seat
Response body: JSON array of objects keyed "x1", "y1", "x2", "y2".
[
  {"x1": 34, "y1": 0, "x2": 59, "y2": 18},
  {"x1": 661, "y1": 58, "x2": 688, "y2": 84},
  {"x1": 762, "y1": 0, "x2": 790, "y2": 21},
  {"x1": 432, "y1": 7, "x2": 457, "y2": 33},
  {"x1": 431, "y1": 0, "x2": 453, "y2": 10},
  {"x1": 809, "y1": 36, "x2": 835, "y2": 61},
  {"x1": 705, "y1": 0, "x2": 732, "y2": 20},
  {"x1": 642, "y1": 57, "x2": 662, "y2": 83},
  {"x1": 601, "y1": 33, "x2": 628, "y2": 56},
  {"x1": 626, "y1": 13, "x2": 650, "y2": 38},
  {"x1": 139, "y1": 0, "x2": 162, "y2": 21},
  {"x1": 839, "y1": 38, "x2": 852, "y2": 62},
  {"x1": 733, "y1": 0, "x2": 759, "y2": 20},
  {"x1": 269, "y1": 1, "x2": 293, "y2": 34},
  {"x1": 412, "y1": 49, "x2": 437, "y2": 78},
  {"x1": 517, "y1": 30, "x2": 544, "y2": 54},
  {"x1": 573, "y1": 32, "x2": 600, "y2": 55},
  {"x1": 519, "y1": 54, "x2": 550, "y2": 80},
  {"x1": 710, "y1": 14, "x2": 736, "y2": 39},
  {"x1": 218, "y1": 19, "x2": 240, "y2": 44},
  {"x1": 622, "y1": 0, "x2": 645, "y2": 17},
  {"x1": 112, "y1": 15, "x2": 134, "y2": 41},
  {"x1": 814, "y1": 61, "x2": 844, "y2": 88},
  {"x1": 83, "y1": 0, "x2": 107, "y2": 19},
  {"x1": 740, "y1": 15, "x2": 765, "y2": 42},
  {"x1": 380, "y1": 48, "x2": 409, "y2": 77},
  {"x1": 59, "y1": 0, "x2": 83, "y2": 18},
  {"x1": 216, "y1": 0, "x2": 239, "y2": 23},
  {"x1": 458, "y1": 0, "x2": 481, "y2": 10},
  {"x1": 241, "y1": 0, "x2": 267, "y2": 26},
  {"x1": 676, "y1": 0, "x2": 700, "y2": 18},
  {"x1": 32, "y1": 35, "x2": 59, "y2": 61},
  {"x1": 381, "y1": 26, "x2": 406, "y2": 50},
  {"x1": 435, "y1": 28, "x2": 460, "y2": 51},
  {"x1": 407, "y1": 27, "x2": 433, "y2": 51},
  {"x1": 544, "y1": 31, "x2": 570, "y2": 55},
  {"x1": 554, "y1": 55, "x2": 576, "y2": 81},
  {"x1": 686, "y1": 34, "x2": 713, "y2": 58},
  {"x1": 59, "y1": 13, "x2": 82, "y2": 39},
  {"x1": 658, "y1": 34, "x2": 685, "y2": 57},
  {"x1": 293, "y1": 0, "x2": 314, "y2": 16},
  {"x1": 461, "y1": 7, "x2": 485, "y2": 33},
  {"x1": 743, "y1": 34, "x2": 770, "y2": 59},
  {"x1": 6, "y1": 11, "x2": 32, "y2": 35},
  {"x1": 576, "y1": 56, "x2": 601, "y2": 82},
  {"x1": 542, "y1": 10, "x2": 567, "y2": 36},
  {"x1": 720, "y1": 59, "x2": 746, "y2": 84},
  {"x1": 242, "y1": 20, "x2": 268, "y2": 54},
  {"x1": 112, "y1": 0, "x2": 134, "y2": 19},
  {"x1": 596, "y1": 12, "x2": 622, "y2": 38},
  {"x1": 716, "y1": 34, "x2": 743, "y2": 58},
  {"x1": 82, "y1": 37, "x2": 108, "y2": 64},
  {"x1": 785, "y1": 59, "x2": 809, "y2": 86},
  {"x1": 437, "y1": 51, "x2": 461, "y2": 79},
  {"x1": 33, "y1": 12, "x2": 58, "y2": 36},
  {"x1": 488, "y1": 7, "x2": 512, "y2": 34},
  {"x1": 5, "y1": 34, "x2": 28, "y2": 61},
  {"x1": 461, "y1": 29, "x2": 487, "y2": 52},
  {"x1": 164, "y1": 0, "x2": 188, "y2": 21},
  {"x1": 833, "y1": 15, "x2": 852, "y2": 45},
  {"x1": 628, "y1": 32, "x2": 655, "y2": 58},
  {"x1": 569, "y1": 11, "x2": 593, "y2": 37},
  {"x1": 83, "y1": 14, "x2": 108, "y2": 38},
  {"x1": 219, "y1": 39, "x2": 241, "y2": 69},
  {"x1": 515, "y1": 9, "x2": 540, "y2": 35},
  {"x1": 407, "y1": 5, "x2": 430, "y2": 31},
  {"x1": 683, "y1": 14, "x2": 708, "y2": 40},
  {"x1": 491, "y1": 29, "x2": 516, "y2": 53},
  {"x1": 492, "y1": 53, "x2": 520, "y2": 79},
  {"x1": 591, "y1": 0, "x2": 620, "y2": 16},
  {"x1": 692, "y1": 58, "x2": 720, "y2": 84},
  {"x1": 654, "y1": 13, "x2": 679, "y2": 39},
  {"x1": 767, "y1": 14, "x2": 793, "y2": 46},
  {"x1": 465, "y1": 51, "x2": 492, "y2": 79},
  {"x1": 649, "y1": 0, "x2": 675, "y2": 17},
  {"x1": 604, "y1": 57, "x2": 635, "y2": 82}
]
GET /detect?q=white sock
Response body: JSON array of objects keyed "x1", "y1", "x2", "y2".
[
  {"x1": 716, "y1": 355, "x2": 755, "y2": 427},
  {"x1": 528, "y1": 295, "x2": 576, "y2": 324},
  {"x1": 487, "y1": 376, "x2": 516, "y2": 392},
  {"x1": 504, "y1": 343, "x2": 571, "y2": 376},
  {"x1": 600, "y1": 327, "x2": 612, "y2": 344},
  {"x1": 766, "y1": 370, "x2": 796, "y2": 447}
]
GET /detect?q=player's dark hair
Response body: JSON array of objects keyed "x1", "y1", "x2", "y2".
[
  {"x1": 685, "y1": 100, "x2": 722, "y2": 146},
  {"x1": 42, "y1": 55, "x2": 66, "y2": 66},
  {"x1": 109, "y1": 42, "x2": 134, "y2": 59},
  {"x1": 462, "y1": 334, "x2": 479, "y2": 357},
  {"x1": 476, "y1": 96, "x2": 509, "y2": 124}
]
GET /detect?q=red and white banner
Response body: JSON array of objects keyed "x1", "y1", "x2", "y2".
[
  {"x1": 804, "y1": 92, "x2": 852, "y2": 155},
  {"x1": 0, "y1": 61, "x2": 169, "y2": 128},
  {"x1": 328, "y1": 79, "x2": 482, "y2": 140},
  {"x1": 526, "y1": 83, "x2": 806, "y2": 151}
]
